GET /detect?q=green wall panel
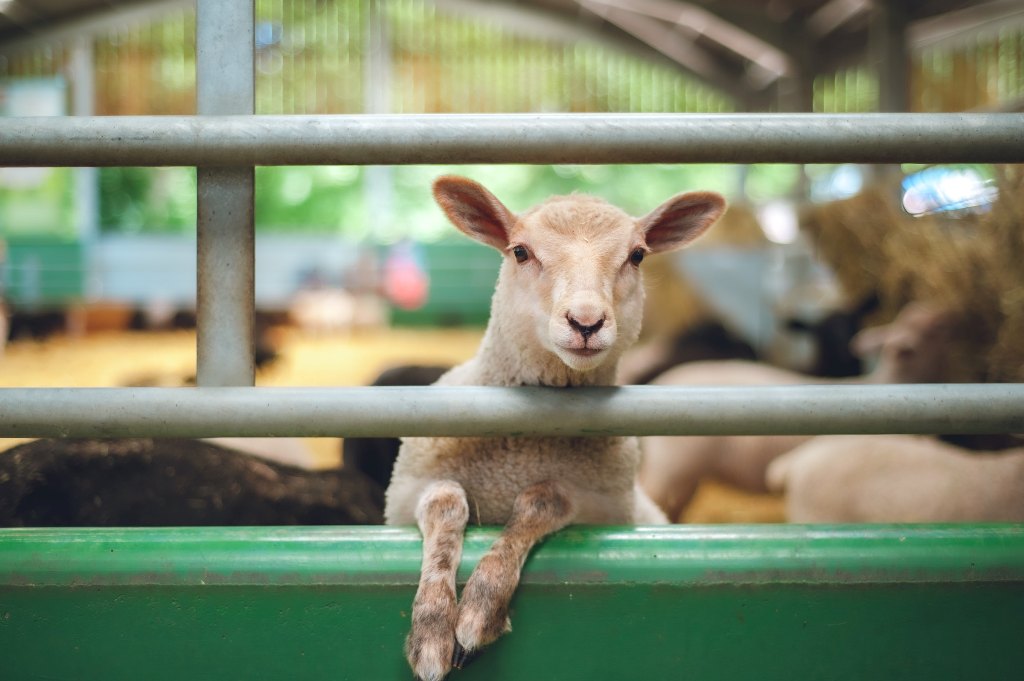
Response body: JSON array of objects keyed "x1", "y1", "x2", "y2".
[{"x1": 1, "y1": 525, "x2": 1022, "y2": 680}]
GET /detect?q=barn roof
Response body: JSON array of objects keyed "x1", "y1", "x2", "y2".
[{"x1": 1, "y1": 0, "x2": 1021, "y2": 109}]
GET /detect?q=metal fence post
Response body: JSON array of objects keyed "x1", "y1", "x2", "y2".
[{"x1": 195, "y1": 0, "x2": 256, "y2": 386}]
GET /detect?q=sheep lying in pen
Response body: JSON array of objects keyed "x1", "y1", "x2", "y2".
[
  {"x1": 638, "y1": 302, "x2": 959, "y2": 521},
  {"x1": 0, "y1": 438, "x2": 384, "y2": 527},
  {"x1": 385, "y1": 175, "x2": 724, "y2": 681},
  {"x1": 766, "y1": 434, "x2": 1024, "y2": 522}
]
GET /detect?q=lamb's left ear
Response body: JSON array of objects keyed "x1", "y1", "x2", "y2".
[{"x1": 640, "y1": 191, "x2": 726, "y2": 253}]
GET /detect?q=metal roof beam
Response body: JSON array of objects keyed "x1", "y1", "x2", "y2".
[
  {"x1": 807, "y1": 0, "x2": 872, "y2": 38},
  {"x1": 581, "y1": 0, "x2": 793, "y2": 85},
  {"x1": 578, "y1": 0, "x2": 755, "y2": 102}
]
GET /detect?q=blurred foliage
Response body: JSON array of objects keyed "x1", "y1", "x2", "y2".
[
  {"x1": 0, "y1": 169, "x2": 75, "y2": 238},
  {"x1": 255, "y1": 166, "x2": 365, "y2": 233},
  {"x1": 92, "y1": 163, "x2": 803, "y2": 242},
  {"x1": 99, "y1": 168, "x2": 197, "y2": 234}
]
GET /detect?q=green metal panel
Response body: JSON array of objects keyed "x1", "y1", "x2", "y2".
[
  {"x1": 1, "y1": 525, "x2": 1022, "y2": 680},
  {"x1": 390, "y1": 241, "x2": 499, "y2": 327},
  {"x1": 3, "y1": 237, "x2": 85, "y2": 308}
]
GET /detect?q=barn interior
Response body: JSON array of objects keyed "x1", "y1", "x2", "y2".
[{"x1": 0, "y1": 1, "x2": 1022, "y2": 523}]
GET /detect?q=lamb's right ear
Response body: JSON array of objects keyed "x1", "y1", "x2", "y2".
[
  {"x1": 432, "y1": 175, "x2": 515, "y2": 251},
  {"x1": 640, "y1": 191, "x2": 726, "y2": 253}
]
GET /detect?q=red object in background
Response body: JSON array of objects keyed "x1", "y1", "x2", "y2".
[{"x1": 384, "y1": 241, "x2": 429, "y2": 310}]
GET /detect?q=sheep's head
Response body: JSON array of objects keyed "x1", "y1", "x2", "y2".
[
  {"x1": 433, "y1": 175, "x2": 725, "y2": 375},
  {"x1": 851, "y1": 302, "x2": 959, "y2": 383}
]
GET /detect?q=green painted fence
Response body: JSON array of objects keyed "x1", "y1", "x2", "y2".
[{"x1": 1, "y1": 524, "x2": 1022, "y2": 680}]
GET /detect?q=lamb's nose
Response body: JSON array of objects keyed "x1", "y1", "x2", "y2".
[{"x1": 568, "y1": 315, "x2": 604, "y2": 340}]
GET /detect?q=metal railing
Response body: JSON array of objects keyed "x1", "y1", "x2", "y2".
[
  {"x1": 0, "y1": 0, "x2": 1022, "y2": 438},
  {"x1": 0, "y1": 113, "x2": 1021, "y2": 167},
  {"x1": 0, "y1": 385, "x2": 1021, "y2": 438}
]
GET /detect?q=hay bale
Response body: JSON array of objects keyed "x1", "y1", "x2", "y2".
[
  {"x1": 802, "y1": 167, "x2": 1024, "y2": 382},
  {"x1": 696, "y1": 202, "x2": 767, "y2": 248},
  {"x1": 801, "y1": 186, "x2": 899, "y2": 313}
]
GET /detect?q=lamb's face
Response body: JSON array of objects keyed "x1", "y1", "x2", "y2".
[
  {"x1": 503, "y1": 197, "x2": 647, "y2": 372},
  {"x1": 852, "y1": 303, "x2": 958, "y2": 383},
  {"x1": 431, "y1": 175, "x2": 726, "y2": 375}
]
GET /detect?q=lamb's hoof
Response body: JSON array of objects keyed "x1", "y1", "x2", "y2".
[
  {"x1": 406, "y1": 627, "x2": 454, "y2": 681},
  {"x1": 451, "y1": 641, "x2": 477, "y2": 670}
]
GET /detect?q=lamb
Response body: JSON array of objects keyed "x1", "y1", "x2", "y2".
[
  {"x1": 765, "y1": 434, "x2": 1024, "y2": 522},
  {"x1": 637, "y1": 302, "x2": 958, "y2": 522},
  {"x1": 385, "y1": 175, "x2": 725, "y2": 681}
]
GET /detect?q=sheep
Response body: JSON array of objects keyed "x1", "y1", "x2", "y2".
[
  {"x1": 783, "y1": 292, "x2": 880, "y2": 378},
  {"x1": 0, "y1": 438, "x2": 384, "y2": 527},
  {"x1": 289, "y1": 285, "x2": 386, "y2": 335},
  {"x1": 385, "y1": 175, "x2": 725, "y2": 681},
  {"x1": 637, "y1": 302, "x2": 959, "y2": 522},
  {"x1": 765, "y1": 434, "x2": 1024, "y2": 522}
]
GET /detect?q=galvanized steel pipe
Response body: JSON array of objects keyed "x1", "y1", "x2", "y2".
[
  {"x1": 194, "y1": 0, "x2": 256, "y2": 387},
  {"x1": 0, "y1": 384, "x2": 1020, "y2": 438},
  {"x1": 0, "y1": 113, "x2": 1021, "y2": 166}
]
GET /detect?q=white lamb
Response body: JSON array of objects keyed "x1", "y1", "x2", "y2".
[
  {"x1": 638, "y1": 302, "x2": 958, "y2": 521},
  {"x1": 766, "y1": 434, "x2": 1024, "y2": 522},
  {"x1": 385, "y1": 175, "x2": 725, "y2": 681}
]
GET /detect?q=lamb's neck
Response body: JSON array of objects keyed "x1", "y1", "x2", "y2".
[{"x1": 471, "y1": 314, "x2": 619, "y2": 388}]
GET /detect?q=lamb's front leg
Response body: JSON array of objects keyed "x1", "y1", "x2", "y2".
[
  {"x1": 406, "y1": 480, "x2": 469, "y2": 681},
  {"x1": 453, "y1": 479, "x2": 575, "y2": 667}
]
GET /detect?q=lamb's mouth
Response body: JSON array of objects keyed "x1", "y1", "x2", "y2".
[{"x1": 563, "y1": 346, "x2": 605, "y2": 358}]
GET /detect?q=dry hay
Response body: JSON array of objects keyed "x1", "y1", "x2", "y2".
[
  {"x1": 803, "y1": 166, "x2": 1024, "y2": 382},
  {"x1": 682, "y1": 480, "x2": 785, "y2": 524},
  {"x1": 801, "y1": 185, "x2": 899, "y2": 313},
  {"x1": 697, "y1": 201, "x2": 767, "y2": 248}
]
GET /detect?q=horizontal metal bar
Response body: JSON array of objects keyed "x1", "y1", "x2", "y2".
[
  {"x1": 0, "y1": 384, "x2": 1020, "y2": 438},
  {"x1": 0, "y1": 113, "x2": 1021, "y2": 166}
]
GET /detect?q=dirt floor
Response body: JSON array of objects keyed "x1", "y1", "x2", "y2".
[{"x1": 0, "y1": 326, "x2": 784, "y2": 523}]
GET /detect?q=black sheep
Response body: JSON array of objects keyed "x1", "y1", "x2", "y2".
[{"x1": 0, "y1": 438, "x2": 384, "y2": 527}]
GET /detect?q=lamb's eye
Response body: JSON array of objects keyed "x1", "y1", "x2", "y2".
[
  {"x1": 512, "y1": 245, "x2": 530, "y2": 263},
  {"x1": 629, "y1": 248, "x2": 645, "y2": 266}
]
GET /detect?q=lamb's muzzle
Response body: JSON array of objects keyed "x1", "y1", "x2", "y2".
[{"x1": 556, "y1": 294, "x2": 614, "y2": 367}]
